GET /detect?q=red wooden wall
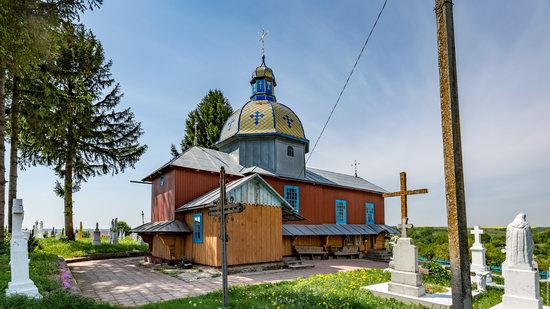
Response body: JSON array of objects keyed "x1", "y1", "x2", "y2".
[{"x1": 150, "y1": 167, "x2": 384, "y2": 225}]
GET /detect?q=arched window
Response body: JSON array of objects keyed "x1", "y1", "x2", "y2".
[{"x1": 287, "y1": 146, "x2": 294, "y2": 157}]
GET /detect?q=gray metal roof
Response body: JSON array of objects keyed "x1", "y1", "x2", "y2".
[
  {"x1": 129, "y1": 220, "x2": 192, "y2": 233},
  {"x1": 305, "y1": 168, "x2": 387, "y2": 194},
  {"x1": 143, "y1": 146, "x2": 386, "y2": 194},
  {"x1": 282, "y1": 224, "x2": 399, "y2": 236}
]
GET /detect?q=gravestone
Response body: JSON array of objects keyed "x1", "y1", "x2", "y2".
[
  {"x1": 388, "y1": 218, "x2": 425, "y2": 297},
  {"x1": 470, "y1": 226, "x2": 493, "y2": 287},
  {"x1": 36, "y1": 221, "x2": 44, "y2": 239},
  {"x1": 5, "y1": 199, "x2": 41, "y2": 299},
  {"x1": 491, "y1": 213, "x2": 546, "y2": 309},
  {"x1": 92, "y1": 223, "x2": 101, "y2": 246}
]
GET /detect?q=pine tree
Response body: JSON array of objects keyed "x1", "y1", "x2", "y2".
[
  {"x1": 0, "y1": 0, "x2": 103, "y2": 237},
  {"x1": 19, "y1": 23, "x2": 147, "y2": 240},
  {"x1": 171, "y1": 89, "x2": 233, "y2": 156}
]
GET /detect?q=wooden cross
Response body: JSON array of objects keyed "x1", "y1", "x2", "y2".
[
  {"x1": 351, "y1": 160, "x2": 360, "y2": 177},
  {"x1": 470, "y1": 226, "x2": 484, "y2": 245},
  {"x1": 397, "y1": 217, "x2": 413, "y2": 238},
  {"x1": 382, "y1": 171, "x2": 428, "y2": 221}
]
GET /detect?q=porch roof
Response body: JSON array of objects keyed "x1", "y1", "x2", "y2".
[
  {"x1": 282, "y1": 224, "x2": 399, "y2": 236},
  {"x1": 129, "y1": 220, "x2": 192, "y2": 233}
]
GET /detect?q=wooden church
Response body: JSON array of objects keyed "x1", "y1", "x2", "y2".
[{"x1": 132, "y1": 56, "x2": 398, "y2": 266}]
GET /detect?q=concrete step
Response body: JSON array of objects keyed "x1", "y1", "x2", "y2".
[{"x1": 287, "y1": 263, "x2": 315, "y2": 270}]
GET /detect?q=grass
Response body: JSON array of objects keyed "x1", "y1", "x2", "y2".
[
  {"x1": 37, "y1": 237, "x2": 148, "y2": 258},
  {"x1": 0, "y1": 251, "x2": 113, "y2": 309}
]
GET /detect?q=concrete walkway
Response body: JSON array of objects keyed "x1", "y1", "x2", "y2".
[{"x1": 70, "y1": 257, "x2": 388, "y2": 307}]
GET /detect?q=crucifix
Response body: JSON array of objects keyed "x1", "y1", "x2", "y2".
[
  {"x1": 470, "y1": 226, "x2": 483, "y2": 245},
  {"x1": 208, "y1": 167, "x2": 245, "y2": 307},
  {"x1": 259, "y1": 28, "x2": 268, "y2": 57},
  {"x1": 382, "y1": 171, "x2": 428, "y2": 237}
]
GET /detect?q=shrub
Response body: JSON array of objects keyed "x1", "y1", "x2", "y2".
[
  {"x1": 117, "y1": 220, "x2": 131, "y2": 235},
  {"x1": 423, "y1": 261, "x2": 451, "y2": 286}
]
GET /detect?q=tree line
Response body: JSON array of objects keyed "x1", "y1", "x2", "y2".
[{"x1": 0, "y1": 0, "x2": 146, "y2": 240}]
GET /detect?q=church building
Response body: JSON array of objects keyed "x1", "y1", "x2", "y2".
[{"x1": 132, "y1": 56, "x2": 398, "y2": 266}]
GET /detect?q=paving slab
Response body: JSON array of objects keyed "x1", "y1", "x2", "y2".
[{"x1": 70, "y1": 257, "x2": 388, "y2": 307}]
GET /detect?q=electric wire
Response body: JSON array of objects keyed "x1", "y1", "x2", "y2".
[{"x1": 306, "y1": 0, "x2": 389, "y2": 163}]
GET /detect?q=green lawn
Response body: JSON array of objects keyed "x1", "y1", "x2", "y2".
[
  {"x1": 1, "y1": 245, "x2": 548, "y2": 308},
  {"x1": 37, "y1": 237, "x2": 148, "y2": 258}
]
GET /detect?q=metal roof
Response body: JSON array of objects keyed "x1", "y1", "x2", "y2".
[
  {"x1": 143, "y1": 147, "x2": 386, "y2": 194},
  {"x1": 305, "y1": 168, "x2": 387, "y2": 194},
  {"x1": 129, "y1": 220, "x2": 192, "y2": 233},
  {"x1": 282, "y1": 224, "x2": 399, "y2": 236}
]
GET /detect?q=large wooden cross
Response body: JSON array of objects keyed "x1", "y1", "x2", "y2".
[{"x1": 382, "y1": 171, "x2": 428, "y2": 227}]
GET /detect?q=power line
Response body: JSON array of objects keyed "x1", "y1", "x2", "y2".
[{"x1": 306, "y1": 0, "x2": 389, "y2": 163}]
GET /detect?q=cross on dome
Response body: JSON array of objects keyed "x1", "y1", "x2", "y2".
[{"x1": 250, "y1": 111, "x2": 264, "y2": 125}]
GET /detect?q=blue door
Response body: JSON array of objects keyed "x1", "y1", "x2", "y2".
[{"x1": 365, "y1": 203, "x2": 375, "y2": 224}]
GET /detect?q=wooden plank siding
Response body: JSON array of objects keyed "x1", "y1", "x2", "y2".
[
  {"x1": 151, "y1": 169, "x2": 175, "y2": 221},
  {"x1": 178, "y1": 204, "x2": 282, "y2": 267},
  {"x1": 151, "y1": 234, "x2": 185, "y2": 260},
  {"x1": 264, "y1": 176, "x2": 385, "y2": 225}
]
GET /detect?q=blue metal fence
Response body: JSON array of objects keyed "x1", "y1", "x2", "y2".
[{"x1": 418, "y1": 257, "x2": 549, "y2": 279}]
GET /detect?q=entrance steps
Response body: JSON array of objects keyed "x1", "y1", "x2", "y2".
[{"x1": 364, "y1": 250, "x2": 392, "y2": 263}]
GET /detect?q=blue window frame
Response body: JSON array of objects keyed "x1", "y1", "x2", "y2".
[
  {"x1": 366, "y1": 202, "x2": 375, "y2": 224},
  {"x1": 193, "y1": 213, "x2": 203, "y2": 243},
  {"x1": 335, "y1": 200, "x2": 347, "y2": 224},
  {"x1": 284, "y1": 185, "x2": 300, "y2": 213},
  {"x1": 257, "y1": 80, "x2": 264, "y2": 92}
]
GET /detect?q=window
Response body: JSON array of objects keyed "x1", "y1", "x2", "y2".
[
  {"x1": 257, "y1": 80, "x2": 264, "y2": 92},
  {"x1": 193, "y1": 213, "x2": 203, "y2": 243},
  {"x1": 335, "y1": 200, "x2": 347, "y2": 224},
  {"x1": 159, "y1": 175, "x2": 165, "y2": 187},
  {"x1": 287, "y1": 146, "x2": 294, "y2": 157},
  {"x1": 366, "y1": 202, "x2": 375, "y2": 224},
  {"x1": 284, "y1": 185, "x2": 300, "y2": 213}
]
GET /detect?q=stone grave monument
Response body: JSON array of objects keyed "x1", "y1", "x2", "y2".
[
  {"x1": 491, "y1": 213, "x2": 547, "y2": 309},
  {"x1": 36, "y1": 221, "x2": 44, "y2": 239},
  {"x1": 92, "y1": 223, "x2": 101, "y2": 246},
  {"x1": 388, "y1": 218, "x2": 425, "y2": 297},
  {"x1": 5, "y1": 199, "x2": 41, "y2": 299},
  {"x1": 470, "y1": 226, "x2": 493, "y2": 288}
]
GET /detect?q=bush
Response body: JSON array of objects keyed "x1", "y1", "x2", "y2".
[
  {"x1": 423, "y1": 261, "x2": 451, "y2": 286},
  {"x1": 117, "y1": 220, "x2": 131, "y2": 235}
]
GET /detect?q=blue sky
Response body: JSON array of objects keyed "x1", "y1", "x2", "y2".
[{"x1": 15, "y1": 1, "x2": 550, "y2": 229}]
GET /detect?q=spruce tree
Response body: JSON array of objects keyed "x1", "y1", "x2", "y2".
[
  {"x1": 19, "y1": 23, "x2": 146, "y2": 240},
  {"x1": 171, "y1": 89, "x2": 233, "y2": 156}
]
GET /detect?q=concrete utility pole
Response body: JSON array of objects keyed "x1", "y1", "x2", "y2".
[
  {"x1": 219, "y1": 167, "x2": 229, "y2": 307},
  {"x1": 434, "y1": 0, "x2": 472, "y2": 308}
]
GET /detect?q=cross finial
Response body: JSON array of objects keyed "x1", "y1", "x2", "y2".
[
  {"x1": 259, "y1": 28, "x2": 269, "y2": 58},
  {"x1": 470, "y1": 226, "x2": 484, "y2": 245},
  {"x1": 351, "y1": 160, "x2": 360, "y2": 177},
  {"x1": 397, "y1": 217, "x2": 413, "y2": 238}
]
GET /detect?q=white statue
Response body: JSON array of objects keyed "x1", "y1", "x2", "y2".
[
  {"x1": 491, "y1": 213, "x2": 544, "y2": 309},
  {"x1": 5, "y1": 199, "x2": 41, "y2": 298},
  {"x1": 109, "y1": 218, "x2": 119, "y2": 244},
  {"x1": 505, "y1": 213, "x2": 534, "y2": 268},
  {"x1": 37, "y1": 221, "x2": 44, "y2": 239}
]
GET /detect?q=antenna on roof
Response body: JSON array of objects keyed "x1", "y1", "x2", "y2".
[{"x1": 352, "y1": 160, "x2": 360, "y2": 177}]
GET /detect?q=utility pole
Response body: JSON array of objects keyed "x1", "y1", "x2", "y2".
[
  {"x1": 434, "y1": 1, "x2": 472, "y2": 308},
  {"x1": 219, "y1": 167, "x2": 228, "y2": 307}
]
